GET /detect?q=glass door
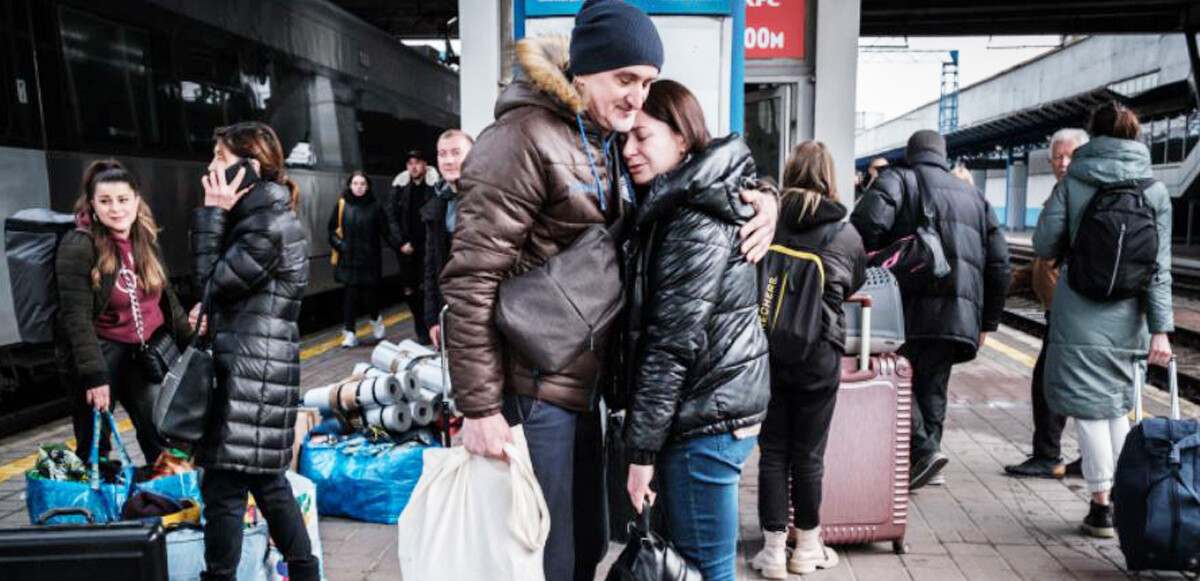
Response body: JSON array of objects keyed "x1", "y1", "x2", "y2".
[{"x1": 744, "y1": 84, "x2": 791, "y2": 182}]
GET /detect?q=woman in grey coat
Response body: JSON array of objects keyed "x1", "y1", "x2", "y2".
[{"x1": 1032, "y1": 102, "x2": 1173, "y2": 539}]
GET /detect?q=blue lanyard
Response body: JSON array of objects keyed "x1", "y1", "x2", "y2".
[{"x1": 576, "y1": 114, "x2": 607, "y2": 213}]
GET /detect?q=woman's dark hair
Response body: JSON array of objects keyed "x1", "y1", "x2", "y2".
[
  {"x1": 1089, "y1": 101, "x2": 1141, "y2": 141},
  {"x1": 213, "y1": 121, "x2": 299, "y2": 209},
  {"x1": 343, "y1": 170, "x2": 372, "y2": 198},
  {"x1": 641, "y1": 80, "x2": 711, "y2": 155}
]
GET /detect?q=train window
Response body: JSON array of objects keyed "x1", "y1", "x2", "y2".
[
  {"x1": 1167, "y1": 113, "x2": 1187, "y2": 164},
  {"x1": 58, "y1": 7, "x2": 158, "y2": 149}
]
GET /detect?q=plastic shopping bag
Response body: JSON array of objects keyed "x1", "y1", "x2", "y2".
[
  {"x1": 397, "y1": 426, "x2": 549, "y2": 581},
  {"x1": 25, "y1": 410, "x2": 133, "y2": 524},
  {"x1": 299, "y1": 432, "x2": 428, "y2": 524}
]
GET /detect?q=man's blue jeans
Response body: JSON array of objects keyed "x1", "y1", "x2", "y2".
[
  {"x1": 657, "y1": 432, "x2": 757, "y2": 581},
  {"x1": 503, "y1": 395, "x2": 577, "y2": 581}
]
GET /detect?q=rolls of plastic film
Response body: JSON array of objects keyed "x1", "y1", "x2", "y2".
[
  {"x1": 410, "y1": 401, "x2": 435, "y2": 426},
  {"x1": 363, "y1": 404, "x2": 412, "y2": 433},
  {"x1": 371, "y1": 340, "x2": 435, "y2": 374},
  {"x1": 302, "y1": 375, "x2": 401, "y2": 413}
]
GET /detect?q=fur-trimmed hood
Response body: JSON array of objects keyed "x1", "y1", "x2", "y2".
[
  {"x1": 392, "y1": 166, "x2": 440, "y2": 188},
  {"x1": 497, "y1": 35, "x2": 588, "y2": 120}
]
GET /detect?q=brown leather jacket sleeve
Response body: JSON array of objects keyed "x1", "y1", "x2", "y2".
[{"x1": 440, "y1": 125, "x2": 547, "y2": 418}]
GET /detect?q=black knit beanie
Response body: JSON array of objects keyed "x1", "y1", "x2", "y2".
[
  {"x1": 569, "y1": 0, "x2": 664, "y2": 76},
  {"x1": 905, "y1": 129, "x2": 948, "y2": 164}
]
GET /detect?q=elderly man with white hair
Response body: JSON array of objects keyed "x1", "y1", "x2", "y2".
[{"x1": 1005, "y1": 127, "x2": 1089, "y2": 479}]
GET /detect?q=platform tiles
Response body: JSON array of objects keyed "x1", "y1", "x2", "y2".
[{"x1": 1, "y1": 316, "x2": 1196, "y2": 579}]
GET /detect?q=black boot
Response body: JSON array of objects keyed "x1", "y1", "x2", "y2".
[{"x1": 1080, "y1": 501, "x2": 1114, "y2": 538}]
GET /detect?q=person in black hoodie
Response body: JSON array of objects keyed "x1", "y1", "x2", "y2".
[
  {"x1": 750, "y1": 141, "x2": 865, "y2": 579},
  {"x1": 329, "y1": 171, "x2": 388, "y2": 348},
  {"x1": 620, "y1": 80, "x2": 770, "y2": 581},
  {"x1": 194, "y1": 121, "x2": 317, "y2": 581}
]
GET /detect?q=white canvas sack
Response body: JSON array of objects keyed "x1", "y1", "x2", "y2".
[{"x1": 397, "y1": 426, "x2": 549, "y2": 581}]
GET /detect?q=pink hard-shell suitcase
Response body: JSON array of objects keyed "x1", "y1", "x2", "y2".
[{"x1": 814, "y1": 293, "x2": 912, "y2": 554}]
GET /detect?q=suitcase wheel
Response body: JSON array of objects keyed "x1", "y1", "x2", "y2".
[{"x1": 892, "y1": 540, "x2": 909, "y2": 555}]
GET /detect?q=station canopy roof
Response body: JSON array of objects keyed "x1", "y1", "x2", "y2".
[
  {"x1": 861, "y1": 0, "x2": 1200, "y2": 36},
  {"x1": 328, "y1": 0, "x2": 457, "y2": 39},
  {"x1": 332, "y1": 1, "x2": 1200, "y2": 40}
]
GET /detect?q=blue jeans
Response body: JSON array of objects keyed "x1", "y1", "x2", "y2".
[
  {"x1": 657, "y1": 433, "x2": 757, "y2": 581},
  {"x1": 502, "y1": 395, "x2": 577, "y2": 581}
]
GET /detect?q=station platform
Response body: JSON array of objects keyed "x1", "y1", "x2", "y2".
[{"x1": 0, "y1": 308, "x2": 1195, "y2": 580}]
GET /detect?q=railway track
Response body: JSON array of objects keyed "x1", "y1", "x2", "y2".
[{"x1": 1004, "y1": 239, "x2": 1200, "y2": 403}]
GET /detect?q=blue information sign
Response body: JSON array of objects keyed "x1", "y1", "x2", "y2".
[{"x1": 524, "y1": 0, "x2": 732, "y2": 17}]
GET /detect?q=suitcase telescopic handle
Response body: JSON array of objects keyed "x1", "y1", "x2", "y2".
[
  {"x1": 847, "y1": 293, "x2": 873, "y2": 372},
  {"x1": 1133, "y1": 354, "x2": 1179, "y2": 423},
  {"x1": 37, "y1": 507, "x2": 95, "y2": 525}
]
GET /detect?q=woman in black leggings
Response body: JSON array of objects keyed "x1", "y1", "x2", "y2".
[{"x1": 751, "y1": 141, "x2": 865, "y2": 578}]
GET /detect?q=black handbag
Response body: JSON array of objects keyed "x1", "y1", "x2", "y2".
[
  {"x1": 151, "y1": 288, "x2": 214, "y2": 444},
  {"x1": 605, "y1": 502, "x2": 702, "y2": 581},
  {"x1": 866, "y1": 167, "x2": 950, "y2": 291},
  {"x1": 494, "y1": 221, "x2": 625, "y2": 374},
  {"x1": 139, "y1": 326, "x2": 180, "y2": 384}
]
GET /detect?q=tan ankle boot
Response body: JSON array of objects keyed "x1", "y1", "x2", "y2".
[
  {"x1": 750, "y1": 530, "x2": 788, "y2": 579},
  {"x1": 789, "y1": 526, "x2": 839, "y2": 574}
]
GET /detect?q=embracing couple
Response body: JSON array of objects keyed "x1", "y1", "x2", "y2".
[{"x1": 439, "y1": 2, "x2": 777, "y2": 580}]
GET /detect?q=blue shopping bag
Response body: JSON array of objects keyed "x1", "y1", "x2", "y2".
[
  {"x1": 299, "y1": 433, "x2": 432, "y2": 524},
  {"x1": 25, "y1": 410, "x2": 135, "y2": 524}
]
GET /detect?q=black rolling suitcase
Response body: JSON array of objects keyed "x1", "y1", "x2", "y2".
[{"x1": 0, "y1": 507, "x2": 168, "y2": 580}]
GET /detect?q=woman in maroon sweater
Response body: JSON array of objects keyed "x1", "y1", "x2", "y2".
[{"x1": 56, "y1": 159, "x2": 194, "y2": 463}]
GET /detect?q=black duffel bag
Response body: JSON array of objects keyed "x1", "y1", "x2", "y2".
[
  {"x1": 152, "y1": 287, "x2": 214, "y2": 443},
  {"x1": 495, "y1": 221, "x2": 625, "y2": 374}
]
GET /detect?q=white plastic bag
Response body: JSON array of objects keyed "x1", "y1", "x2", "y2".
[{"x1": 397, "y1": 426, "x2": 549, "y2": 581}]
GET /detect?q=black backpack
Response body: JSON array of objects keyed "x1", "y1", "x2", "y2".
[
  {"x1": 4, "y1": 209, "x2": 77, "y2": 343},
  {"x1": 758, "y1": 224, "x2": 841, "y2": 363},
  {"x1": 1066, "y1": 178, "x2": 1158, "y2": 302}
]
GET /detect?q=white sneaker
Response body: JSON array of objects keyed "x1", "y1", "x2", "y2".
[
  {"x1": 340, "y1": 330, "x2": 358, "y2": 348},
  {"x1": 749, "y1": 530, "x2": 788, "y2": 580},
  {"x1": 789, "y1": 526, "x2": 840, "y2": 574},
  {"x1": 371, "y1": 315, "x2": 386, "y2": 340}
]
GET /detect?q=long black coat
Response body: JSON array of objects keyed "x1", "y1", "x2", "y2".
[
  {"x1": 328, "y1": 191, "x2": 386, "y2": 286},
  {"x1": 851, "y1": 152, "x2": 1011, "y2": 362},
  {"x1": 385, "y1": 167, "x2": 438, "y2": 287},
  {"x1": 622, "y1": 135, "x2": 771, "y2": 465},
  {"x1": 421, "y1": 180, "x2": 455, "y2": 329},
  {"x1": 192, "y1": 181, "x2": 308, "y2": 474}
]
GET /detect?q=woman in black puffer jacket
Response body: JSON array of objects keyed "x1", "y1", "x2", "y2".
[
  {"x1": 192, "y1": 121, "x2": 318, "y2": 581},
  {"x1": 621, "y1": 80, "x2": 770, "y2": 581},
  {"x1": 751, "y1": 141, "x2": 865, "y2": 579},
  {"x1": 328, "y1": 170, "x2": 388, "y2": 348}
]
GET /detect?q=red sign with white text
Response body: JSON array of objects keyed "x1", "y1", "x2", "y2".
[{"x1": 745, "y1": 0, "x2": 805, "y2": 60}]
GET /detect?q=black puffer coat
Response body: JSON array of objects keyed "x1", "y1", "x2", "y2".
[
  {"x1": 623, "y1": 135, "x2": 771, "y2": 465},
  {"x1": 851, "y1": 150, "x2": 1010, "y2": 362},
  {"x1": 421, "y1": 179, "x2": 455, "y2": 329},
  {"x1": 192, "y1": 181, "x2": 308, "y2": 474},
  {"x1": 769, "y1": 197, "x2": 866, "y2": 385},
  {"x1": 328, "y1": 191, "x2": 386, "y2": 286}
]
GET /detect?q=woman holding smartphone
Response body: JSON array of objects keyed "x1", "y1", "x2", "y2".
[{"x1": 192, "y1": 121, "x2": 318, "y2": 581}]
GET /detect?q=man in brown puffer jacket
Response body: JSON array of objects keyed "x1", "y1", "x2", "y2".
[{"x1": 440, "y1": 2, "x2": 777, "y2": 579}]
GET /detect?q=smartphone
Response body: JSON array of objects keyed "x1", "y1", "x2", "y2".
[{"x1": 224, "y1": 158, "x2": 260, "y2": 189}]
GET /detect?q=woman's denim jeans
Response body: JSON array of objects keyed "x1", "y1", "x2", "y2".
[{"x1": 657, "y1": 432, "x2": 757, "y2": 581}]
